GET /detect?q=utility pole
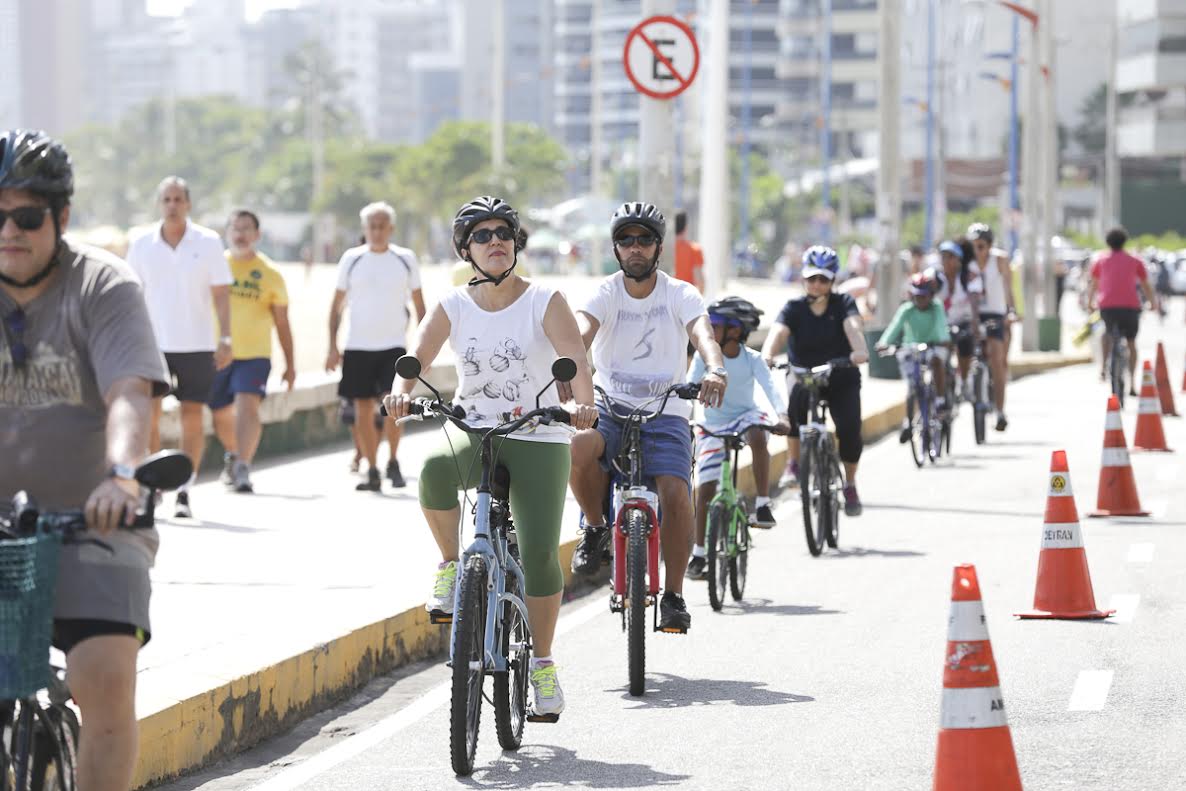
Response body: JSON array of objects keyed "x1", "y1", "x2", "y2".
[
  {"x1": 820, "y1": 0, "x2": 833, "y2": 243},
  {"x1": 491, "y1": 0, "x2": 506, "y2": 172},
  {"x1": 924, "y1": 0, "x2": 935, "y2": 248},
  {"x1": 934, "y1": 0, "x2": 948, "y2": 242},
  {"x1": 589, "y1": 0, "x2": 603, "y2": 274},
  {"x1": 1020, "y1": 8, "x2": 1040, "y2": 351},
  {"x1": 1040, "y1": 0, "x2": 1058, "y2": 319},
  {"x1": 875, "y1": 0, "x2": 902, "y2": 330},
  {"x1": 700, "y1": 0, "x2": 730, "y2": 298},
  {"x1": 738, "y1": 0, "x2": 754, "y2": 253},
  {"x1": 1103, "y1": 6, "x2": 1120, "y2": 231},
  {"x1": 639, "y1": 0, "x2": 676, "y2": 275},
  {"x1": 309, "y1": 60, "x2": 325, "y2": 263},
  {"x1": 1008, "y1": 14, "x2": 1020, "y2": 255}
]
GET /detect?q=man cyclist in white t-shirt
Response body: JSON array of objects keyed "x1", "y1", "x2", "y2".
[
  {"x1": 567, "y1": 202, "x2": 727, "y2": 633},
  {"x1": 327, "y1": 202, "x2": 426, "y2": 492},
  {"x1": 126, "y1": 176, "x2": 233, "y2": 519},
  {"x1": 967, "y1": 223, "x2": 1015, "y2": 431}
]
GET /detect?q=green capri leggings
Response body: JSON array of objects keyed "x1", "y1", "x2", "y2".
[{"x1": 419, "y1": 432, "x2": 572, "y2": 597}]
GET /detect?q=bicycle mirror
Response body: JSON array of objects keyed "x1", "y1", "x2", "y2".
[
  {"x1": 136, "y1": 450, "x2": 193, "y2": 491},
  {"x1": 551, "y1": 357, "x2": 578, "y2": 383},
  {"x1": 395, "y1": 355, "x2": 422, "y2": 379}
]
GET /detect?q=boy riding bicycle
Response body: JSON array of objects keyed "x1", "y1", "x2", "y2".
[
  {"x1": 876, "y1": 271, "x2": 953, "y2": 443},
  {"x1": 686, "y1": 297, "x2": 788, "y2": 580}
]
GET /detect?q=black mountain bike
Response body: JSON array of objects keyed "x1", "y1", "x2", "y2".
[
  {"x1": 0, "y1": 451, "x2": 191, "y2": 791},
  {"x1": 778, "y1": 359, "x2": 851, "y2": 556},
  {"x1": 392, "y1": 355, "x2": 583, "y2": 776}
]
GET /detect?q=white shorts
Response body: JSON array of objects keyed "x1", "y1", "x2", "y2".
[{"x1": 695, "y1": 409, "x2": 771, "y2": 486}]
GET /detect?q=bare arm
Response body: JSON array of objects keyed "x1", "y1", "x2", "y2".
[
  {"x1": 843, "y1": 315, "x2": 869, "y2": 364},
  {"x1": 86, "y1": 376, "x2": 153, "y2": 534},
  {"x1": 411, "y1": 288, "x2": 427, "y2": 324},
  {"x1": 1140, "y1": 278, "x2": 1158, "y2": 313},
  {"x1": 395, "y1": 301, "x2": 451, "y2": 396},
  {"x1": 326, "y1": 289, "x2": 347, "y2": 371},
  {"x1": 761, "y1": 321, "x2": 791, "y2": 365},
  {"x1": 271, "y1": 304, "x2": 297, "y2": 390},
  {"x1": 688, "y1": 315, "x2": 727, "y2": 407},
  {"x1": 212, "y1": 285, "x2": 231, "y2": 338},
  {"x1": 1084, "y1": 274, "x2": 1099, "y2": 310},
  {"x1": 575, "y1": 310, "x2": 601, "y2": 351},
  {"x1": 999, "y1": 256, "x2": 1017, "y2": 314},
  {"x1": 542, "y1": 293, "x2": 595, "y2": 407}
]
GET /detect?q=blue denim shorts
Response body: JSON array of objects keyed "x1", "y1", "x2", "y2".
[
  {"x1": 597, "y1": 407, "x2": 694, "y2": 482},
  {"x1": 208, "y1": 358, "x2": 271, "y2": 409}
]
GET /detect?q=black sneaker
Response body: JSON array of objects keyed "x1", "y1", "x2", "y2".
[
  {"x1": 685, "y1": 556, "x2": 707, "y2": 580},
  {"x1": 658, "y1": 592, "x2": 691, "y2": 632},
  {"x1": 356, "y1": 467, "x2": 382, "y2": 492},
  {"x1": 752, "y1": 504, "x2": 776, "y2": 528},
  {"x1": 174, "y1": 490, "x2": 192, "y2": 519},
  {"x1": 386, "y1": 459, "x2": 405, "y2": 488},
  {"x1": 995, "y1": 413, "x2": 1008, "y2": 432},
  {"x1": 570, "y1": 523, "x2": 610, "y2": 575},
  {"x1": 899, "y1": 424, "x2": 912, "y2": 444}
]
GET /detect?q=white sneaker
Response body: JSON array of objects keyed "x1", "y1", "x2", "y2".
[
  {"x1": 427, "y1": 561, "x2": 458, "y2": 614},
  {"x1": 529, "y1": 661, "x2": 565, "y2": 716}
]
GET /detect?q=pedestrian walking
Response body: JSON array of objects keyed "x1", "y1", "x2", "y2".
[
  {"x1": 326, "y1": 201, "x2": 426, "y2": 491},
  {"x1": 211, "y1": 209, "x2": 296, "y2": 494},
  {"x1": 126, "y1": 176, "x2": 232, "y2": 518},
  {"x1": 673, "y1": 210, "x2": 705, "y2": 293}
]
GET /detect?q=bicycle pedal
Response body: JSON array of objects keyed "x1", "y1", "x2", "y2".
[
  {"x1": 526, "y1": 712, "x2": 561, "y2": 724},
  {"x1": 428, "y1": 610, "x2": 453, "y2": 625},
  {"x1": 658, "y1": 626, "x2": 689, "y2": 634}
]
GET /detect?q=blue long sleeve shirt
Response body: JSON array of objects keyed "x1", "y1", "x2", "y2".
[{"x1": 688, "y1": 346, "x2": 787, "y2": 426}]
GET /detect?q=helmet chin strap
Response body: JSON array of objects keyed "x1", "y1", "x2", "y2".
[
  {"x1": 466, "y1": 251, "x2": 518, "y2": 287},
  {"x1": 616, "y1": 247, "x2": 661, "y2": 282},
  {"x1": 0, "y1": 241, "x2": 62, "y2": 289}
]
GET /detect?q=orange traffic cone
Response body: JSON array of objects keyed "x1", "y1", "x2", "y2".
[
  {"x1": 1088, "y1": 395, "x2": 1150, "y2": 517},
  {"x1": 1017, "y1": 451, "x2": 1114, "y2": 619},
  {"x1": 1154, "y1": 343, "x2": 1179, "y2": 416},
  {"x1": 934, "y1": 564, "x2": 1022, "y2": 791},
  {"x1": 1132, "y1": 361, "x2": 1173, "y2": 452}
]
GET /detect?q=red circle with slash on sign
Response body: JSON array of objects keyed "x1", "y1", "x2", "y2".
[{"x1": 623, "y1": 15, "x2": 701, "y2": 100}]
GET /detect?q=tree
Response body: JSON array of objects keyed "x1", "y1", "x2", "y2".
[{"x1": 1072, "y1": 83, "x2": 1107, "y2": 155}]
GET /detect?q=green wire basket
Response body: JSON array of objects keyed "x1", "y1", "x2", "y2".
[{"x1": 0, "y1": 531, "x2": 62, "y2": 699}]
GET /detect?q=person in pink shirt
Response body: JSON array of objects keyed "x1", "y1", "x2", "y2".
[{"x1": 1085, "y1": 227, "x2": 1159, "y2": 393}]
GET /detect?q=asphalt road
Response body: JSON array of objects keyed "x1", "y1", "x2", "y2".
[{"x1": 155, "y1": 329, "x2": 1186, "y2": 791}]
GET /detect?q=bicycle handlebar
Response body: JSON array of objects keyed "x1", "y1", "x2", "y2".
[
  {"x1": 594, "y1": 382, "x2": 701, "y2": 425},
  {"x1": 397, "y1": 397, "x2": 593, "y2": 435},
  {"x1": 694, "y1": 423, "x2": 788, "y2": 440}
]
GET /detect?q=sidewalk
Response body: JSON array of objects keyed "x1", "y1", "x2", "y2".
[{"x1": 127, "y1": 338, "x2": 1089, "y2": 787}]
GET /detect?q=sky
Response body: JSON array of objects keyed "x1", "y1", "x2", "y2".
[{"x1": 146, "y1": 0, "x2": 299, "y2": 22}]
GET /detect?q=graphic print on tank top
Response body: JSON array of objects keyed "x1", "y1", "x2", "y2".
[{"x1": 456, "y1": 335, "x2": 532, "y2": 421}]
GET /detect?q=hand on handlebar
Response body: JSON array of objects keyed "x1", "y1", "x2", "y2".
[
  {"x1": 850, "y1": 349, "x2": 869, "y2": 365},
  {"x1": 699, "y1": 372, "x2": 727, "y2": 408},
  {"x1": 383, "y1": 392, "x2": 414, "y2": 420},
  {"x1": 84, "y1": 477, "x2": 139, "y2": 535},
  {"x1": 773, "y1": 417, "x2": 792, "y2": 436},
  {"x1": 567, "y1": 403, "x2": 599, "y2": 430}
]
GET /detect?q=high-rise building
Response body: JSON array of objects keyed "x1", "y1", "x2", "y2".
[
  {"x1": 5, "y1": 0, "x2": 90, "y2": 135},
  {"x1": 0, "y1": 0, "x2": 21, "y2": 124},
  {"x1": 1116, "y1": 0, "x2": 1186, "y2": 159},
  {"x1": 460, "y1": 0, "x2": 555, "y2": 133}
]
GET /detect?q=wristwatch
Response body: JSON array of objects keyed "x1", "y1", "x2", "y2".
[
  {"x1": 708, "y1": 366, "x2": 729, "y2": 379},
  {"x1": 108, "y1": 463, "x2": 136, "y2": 482},
  {"x1": 218, "y1": 336, "x2": 232, "y2": 346}
]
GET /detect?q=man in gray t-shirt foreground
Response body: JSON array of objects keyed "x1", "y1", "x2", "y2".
[{"x1": 0, "y1": 129, "x2": 168, "y2": 791}]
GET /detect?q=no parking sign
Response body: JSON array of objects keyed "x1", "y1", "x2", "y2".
[{"x1": 622, "y1": 15, "x2": 700, "y2": 100}]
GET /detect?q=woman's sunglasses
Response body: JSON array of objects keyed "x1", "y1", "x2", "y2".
[
  {"x1": 0, "y1": 206, "x2": 51, "y2": 232},
  {"x1": 469, "y1": 226, "x2": 516, "y2": 245}
]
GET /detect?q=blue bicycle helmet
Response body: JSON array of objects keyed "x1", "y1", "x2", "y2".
[{"x1": 801, "y1": 245, "x2": 840, "y2": 280}]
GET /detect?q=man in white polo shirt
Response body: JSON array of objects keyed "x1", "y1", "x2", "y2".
[
  {"x1": 127, "y1": 175, "x2": 232, "y2": 518},
  {"x1": 326, "y1": 201, "x2": 425, "y2": 491}
]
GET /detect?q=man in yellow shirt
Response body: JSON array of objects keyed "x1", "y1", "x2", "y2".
[{"x1": 211, "y1": 209, "x2": 296, "y2": 492}]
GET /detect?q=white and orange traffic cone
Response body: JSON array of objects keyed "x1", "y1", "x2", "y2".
[
  {"x1": 934, "y1": 564, "x2": 1022, "y2": 791},
  {"x1": 1132, "y1": 361, "x2": 1173, "y2": 452},
  {"x1": 1154, "y1": 343, "x2": 1179, "y2": 417},
  {"x1": 1088, "y1": 395, "x2": 1150, "y2": 517},
  {"x1": 1017, "y1": 451, "x2": 1114, "y2": 620}
]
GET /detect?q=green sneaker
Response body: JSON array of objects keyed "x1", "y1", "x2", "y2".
[
  {"x1": 530, "y1": 661, "x2": 565, "y2": 716},
  {"x1": 427, "y1": 561, "x2": 457, "y2": 614}
]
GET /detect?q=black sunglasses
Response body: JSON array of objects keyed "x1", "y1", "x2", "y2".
[
  {"x1": 469, "y1": 226, "x2": 516, "y2": 245},
  {"x1": 3, "y1": 308, "x2": 28, "y2": 371},
  {"x1": 0, "y1": 206, "x2": 51, "y2": 232},
  {"x1": 614, "y1": 234, "x2": 658, "y2": 249}
]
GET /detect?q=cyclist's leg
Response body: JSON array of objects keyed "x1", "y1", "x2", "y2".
[
  {"x1": 644, "y1": 416, "x2": 696, "y2": 596},
  {"x1": 827, "y1": 376, "x2": 864, "y2": 485},
  {"x1": 66, "y1": 635, "x2": 141, "y2": 791},
  {"x1": 784, "y1": 384, "x2": 809, "y2": 481},
  {"x1": 418, "y1": 430, "x2": 483, "y2": 561},
  {"x1": 747, "y1": 426, "x2": 772, "y2": 497},
  {"x1": 1124, "y1": 310, "x2": 1140, "y2": 389},
  {"x1": 568, "y1": 419, "x2": 612, "y2": 526},
  {"x1": 985, "y1": 337, "x2": 1007, "y2": 413},
  {"x1": 503, "y1": 439, "x2": 571, "y2": 657},
  {"x1": 693, "y1": 429, "x2": 725, "y2": 548}
]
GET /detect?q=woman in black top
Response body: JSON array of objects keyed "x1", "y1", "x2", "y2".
[{"x1": 761, "y1": 246, "x2": 870, "y2": 515}]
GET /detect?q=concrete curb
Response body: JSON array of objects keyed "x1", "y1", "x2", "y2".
[{"x1": 132, "y1": 351, "x2": 1088, "y2": 788}]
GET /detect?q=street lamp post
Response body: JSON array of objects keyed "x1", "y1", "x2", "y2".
[
  {"x1": 924, "y1": 0, "x2": 936, "y2": 248},
  {"x1": 819, "y1": 0, "x2": 832, "y2": 243},
  {"x1": 739, "y1": 0, "x2": 754, "y2": 253},
  {"x1": 1008, "y1": 14, "x2": 1020, "y2": 255}
]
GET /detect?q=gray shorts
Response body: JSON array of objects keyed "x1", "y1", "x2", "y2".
[{"x1": 53, "y1": 527, "x2": 158, "y2": 639}]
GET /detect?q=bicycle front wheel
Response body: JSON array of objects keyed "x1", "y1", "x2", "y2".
[
  {"x1": 825, "y1": 445, "x2": 841, "y2": 549},
  {"x1": 31, "y1": 705, "x2": 78, "y2": 791},
  {"x1": 493, "y1": 600, "x2": 529, "y2": 750},
  {"x1": 706, "y1": 502, "x2": 728, "y2": 612},
  {"x1": 626, "y1": 508, "x2": 649, "y2": 696},
  {"x1": 449, "y1": 555, "x2": 487, "y2": 776},
  {"x1": 729, "y1": 507, "x2": 749, "y2": 601},
  {"x1": 800, "y1": 442, "x2": 824, "y2": 556},
  {"x1": 907, "y1": 392, "x2": 926, "y2": 468}
]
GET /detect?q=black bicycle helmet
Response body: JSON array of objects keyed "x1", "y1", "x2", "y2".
[
  {"x1": 610, "y1": 201, "x2": 665, "y2": 281},
  {"x1": 967, "y1": 222, "x2": 994, "y2": 245},
  {"x1": 452, "y1": 196, "x2": 524, "y2": 286},
  {"x1": 707, "y1": 295, "x2": 762, "y2": 338},
  {"x1": 0, "y1": 129, "x2": 74, "y2": 204}
]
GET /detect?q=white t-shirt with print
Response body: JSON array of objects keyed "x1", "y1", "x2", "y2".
[
  {"x1": 938, "y1": 263, "x2": 984, "y2": 325},
  {"x1": 581, "y1": 271, "x2": 706, "y2": 419},
  {"x1": 334, "y1": 244, "x2": 422, "y2": 351},
  {"x1": 126, "y1": 221, "x2": 232, "y2": 352}
]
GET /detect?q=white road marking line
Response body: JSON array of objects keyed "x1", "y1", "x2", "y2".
[
  {"x1": 1126, "y1": 543, "x2": 1155, "y2": 563},
  {"x1": 250, "y1": 596, "x2": 606, "y2": 791},
  {"x1": 1068, "y1": 669, "x2": 1114, "y2": 712},
  {"x1": 1109, "y1": 593, "x2": 1141, "y2": 624}
]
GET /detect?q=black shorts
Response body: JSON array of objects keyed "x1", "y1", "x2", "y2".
[
  {"x1": 1100, "y1": 308, "x2": 1140, "y2": 341},
  {"x1": 164, "y1": 351, "x2": 216, "y2": 403},
  {"x1": 338, "y1": 347, "x2": 405, "y2": 400},
  {"x1": 52, "y1": 618, "x2": 149, "y2": 654},
  {"x1": 954, "y1": 323, "x2": 976, "y2": 358},
  {"x1": 979, "y1": 313, "x2": 1007, "y2": 342}
]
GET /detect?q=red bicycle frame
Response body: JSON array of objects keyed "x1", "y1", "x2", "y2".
[{"x1": 612, "y1": 493, "x2": 661, "y2": 599}]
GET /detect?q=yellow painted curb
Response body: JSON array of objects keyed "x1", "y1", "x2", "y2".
[{"x1": 133, "y1": 353, "x2": 1087, "y2": 787}]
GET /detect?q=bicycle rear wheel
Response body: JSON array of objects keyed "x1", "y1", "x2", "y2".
[
  {"x1": 449, "y1": 555, "x2": 487, "y2": 776},
  {"x1": 1111, "y1": 337, "x2": 1127, "y2": 406},
  {"x1": 706, "y1": 502, "x2": 728, "y2": 612},
  {"x1": 626, "y1": 508, "x2": 649, "y2": 696},
  {"x1": 800, "y1": 443, "x2": 824, "y2": 556},
  {"x1": 907, "y1": 392, "x2": 926, "y2": 468},
  {"x1": 729, "y1": 507, "x2": 749, "y2": 601},
  {"x1": 493, "y1": 599, "x2": 529, "y2": 750}
]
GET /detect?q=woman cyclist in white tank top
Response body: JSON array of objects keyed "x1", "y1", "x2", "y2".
[{"x1": 968, "y1": 223, "x2": 1015, "y2": 431}]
